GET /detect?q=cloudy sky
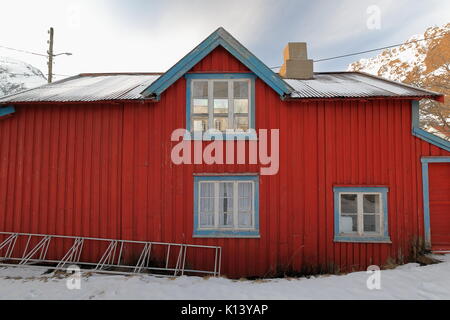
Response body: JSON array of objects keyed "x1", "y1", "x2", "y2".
[{"x1": 0, "y1": 0, "x2": 449, "y2": 82}]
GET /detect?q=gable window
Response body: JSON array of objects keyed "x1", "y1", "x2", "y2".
[
  {"x1": 186, "y1": 74, "x2": 256, "y2": 139},
  {"x1": 334, "y1": 187, "x2": 390, "y2": 243},
  {"x1": 194, "y1": 175, "x2": 259, "y2": 238}
]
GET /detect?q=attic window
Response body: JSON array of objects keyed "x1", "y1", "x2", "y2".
[{"x1": 186, "y1": 74, "x2": 256, "y2": 139}]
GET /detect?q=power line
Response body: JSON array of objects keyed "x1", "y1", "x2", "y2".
[
  {"x1": 0, "y1": 45, "x2": 48, "y2": 57},
  {"x1": 0, "y1": 71, "x2": 70, "y2": 77},
  {"x1": 269, "y1": 34, "x2": 445, "y2": 69}
]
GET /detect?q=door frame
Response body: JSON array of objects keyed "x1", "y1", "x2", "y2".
[{"x1": 421, "y1": 156, "x2": 450, "y2": 249}]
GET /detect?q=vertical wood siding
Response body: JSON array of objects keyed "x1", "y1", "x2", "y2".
[{"x1": 0, "y1": 47, "x2": 449, "y2": 277}]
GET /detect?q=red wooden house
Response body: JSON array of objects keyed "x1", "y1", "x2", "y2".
[{"x1": 0, "y1": 28, "x2": 449, "y2": 278}]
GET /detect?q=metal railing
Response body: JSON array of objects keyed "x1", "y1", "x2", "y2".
[{"x1": 0, "y1": 232, "x2": 222, "y2": 277}]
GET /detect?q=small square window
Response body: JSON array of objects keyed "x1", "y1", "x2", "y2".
[{"x1": 334, "y1": 187, "x2": 390, "y2": 243}]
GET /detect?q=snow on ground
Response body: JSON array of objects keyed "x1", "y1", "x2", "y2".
[{"x1": 1, "y1": 255, "x2": 450, "y2": 300}]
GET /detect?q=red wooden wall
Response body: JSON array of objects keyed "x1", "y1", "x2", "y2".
[
  {"x1": 429, "y1": 163, "x2": 450, "y2": 251},
  {"x1": 0, "y1": 47, "x2": 449, "y2": 277}
]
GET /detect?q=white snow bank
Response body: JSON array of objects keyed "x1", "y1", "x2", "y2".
[{"x1": 1, "y1": 255, "x2": 450, "y2": 300}]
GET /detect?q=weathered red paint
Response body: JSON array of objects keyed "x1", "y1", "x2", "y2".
[
  {"x1": 429, "y1": 163, "x2": 450, "y2": 252},
  {"x1": 0, "y1": 47, "x2": 449, "y2": 277}
]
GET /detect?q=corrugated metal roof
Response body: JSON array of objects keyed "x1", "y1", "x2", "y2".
[
  {"x1": 0, "y1": 71, "x2": 441, "y2": 104},
  {"x1": 0, "y1": 73, "x2": 161, "y2": 103},
  {"x1": 285, "y1": 72, "x2": 440, "y2": 99}
]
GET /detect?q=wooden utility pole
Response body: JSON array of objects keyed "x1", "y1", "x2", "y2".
[{"x1": 47, "y1": 27, "x2": 54, "y2": 83}]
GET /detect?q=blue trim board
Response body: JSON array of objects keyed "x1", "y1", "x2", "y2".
[
  {"x1": 411, "y1": 101, "x2": 450, "y2": 152},
  {"x1": 421, "y1": 157, "x2": 450, "y2": 164},
  {"x1": 185, "y1": 73, "x2": 257, "y2": 140},
  {"x1": 193, "y1": 175, "x2": 260, "y2": 238},
  {"x1": 421, "y1": 156, "x2": 450, "y2": 249},
  {"x1": 333, "y1": 187, "x2": 391, "y2": 243},
  {"x1": 141, "y1": 27, "x2": 293, "y2": 99},
  {"x1": 0, "y1": 106, "x2": 15, "y2": 118}
]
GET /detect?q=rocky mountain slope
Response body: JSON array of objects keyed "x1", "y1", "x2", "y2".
[
  {"x1": 349, "y1": 23, "x2": 450, "y2": 140},
  {"x1": 0, "y1": 56, "x2": 47, "y2": 97}
]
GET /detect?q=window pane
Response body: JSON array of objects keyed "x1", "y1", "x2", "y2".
[
  {"x1": 199, "y1": 183, "x2": 214, "y2": 227},
  {"x1": 234, "y1": 81, "x2": 248, "y2": 99},
  {"x1": 200, "y1": 213, "x2": 214, "y2": 227},
  {"x1": 341, "y1": 194, "x2": 357, "y2": 214},
  {"x1": 234, "y1": 99, "x2": 249, "y2": 114},
  {"x1": 364, "y1": 214, "x2": 381, "y2": 233},
  {"x1": 219, "y1": 183, "x2": 233, "y2": 227},
  {"x1": 214, "y1": 99, "x2": 228, "y2": 114},
  {"x1": 200, "y1": 197, "x2": 214, "y2": 213},
  {"x1": 213, "y1": 81, "x2": 228, "y2": 99},
  {"x1": 193, "y1": 81, "x2": 208, "y2": 99},
  {"x1": 214, "y1": 117, "x2": 228, "y2": 131},
  {"x1": 234, "y1": 116, "x2": 249, "y2": 131},
  {"x1": 193, "y1": 99, "x2": 208, "y2": 114},
  {"x1": 363, "y1": 194, "x2": 381, "y2": 214},
  {"x1": 200, "y1": 182, "x2": 214, "y2": 197},
  {"x1": 340, "y1": 215, "x2": 357, "y2": 233},
  {"x1": 238, "y1": 182, "x2": 252, "y2": 211},
  {"x1": 192, "y1": 116, "x2": 208, "y2": 132},
  {"x1": 239, "y1": 213, "x2": 252, "y2": 228},
  {"x1": 238, "y1": 182, "x2": 253, "y2": 228}
]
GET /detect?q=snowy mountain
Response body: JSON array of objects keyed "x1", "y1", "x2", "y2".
[
  {"x1": 0, "y1": 56, "x2": 47, "y2": 97},
  {"x1": 349, "y1": 23, "x2": 450, "y2": 140}
]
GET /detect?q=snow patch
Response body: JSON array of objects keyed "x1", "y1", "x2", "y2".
[{"x1": 1, "y1": 255, "x2": 450, "y2": 300}]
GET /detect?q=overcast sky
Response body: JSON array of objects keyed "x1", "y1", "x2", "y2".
[{"x1": 0, "y1": 0, "x2": 449, "y2": 82}]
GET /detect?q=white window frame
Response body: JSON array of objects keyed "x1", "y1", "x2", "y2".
[
  {"x1": 338, "y1": 192, "x2": 384, "y2": 237},
  {"x1": 198, "y1": 180, "x2": 256, "y2": 231},
  {"x1": 190, "y1": 78, "x2": 252, "y2": 133}
]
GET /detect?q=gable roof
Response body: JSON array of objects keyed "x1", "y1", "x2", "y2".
[
  {"x1": 140, "y1": 27, "x2": 294, "y2": 99},
  {"x1": 0, "y1": 71, "x2": 442, "y2": 104}
]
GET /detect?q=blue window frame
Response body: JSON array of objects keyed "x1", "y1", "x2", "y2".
[
  {"x1": 334, "y1": 187, "x2": 391, "y2": 243},
  {"x1": 193, "y1": 175, "x2": 260, "y2": 238},
  {"x1": 185, "y1": 73, "x2": 257, "y2": 141}
]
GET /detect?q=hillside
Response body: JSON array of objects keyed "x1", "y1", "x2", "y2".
[
  {"x1": 0, "y1": 56, "x2": 47, "y2": 97},
  {"x1": 349, "y1": 23, "x2": 450, "y2": 140}
]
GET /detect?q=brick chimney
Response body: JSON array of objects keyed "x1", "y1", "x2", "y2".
[{"x1": 279, "y1": 42, "x2": 314, "y2": 79}]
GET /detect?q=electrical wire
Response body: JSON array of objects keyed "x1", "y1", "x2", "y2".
[
  {"x1": 269, "y1": 34, "x2": 445, "y2": 69},
  {"x1": 0, "y1": 45, "x2": 48, "y2": 57}
]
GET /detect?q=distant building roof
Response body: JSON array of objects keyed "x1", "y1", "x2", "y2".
[{"x1": 0, "y1": 70, "x2": 441, "y2": 104}]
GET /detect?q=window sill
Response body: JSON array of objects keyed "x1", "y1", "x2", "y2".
[
  {"x1": 184, "y1": 131, "x2": 258, "y2": 141},
  {"x1": 334, "y1": 235, "x2": 392, "y2": 244},
  {"x1": 193, "y1": 229, "x2": 260, "y2": 238}
]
